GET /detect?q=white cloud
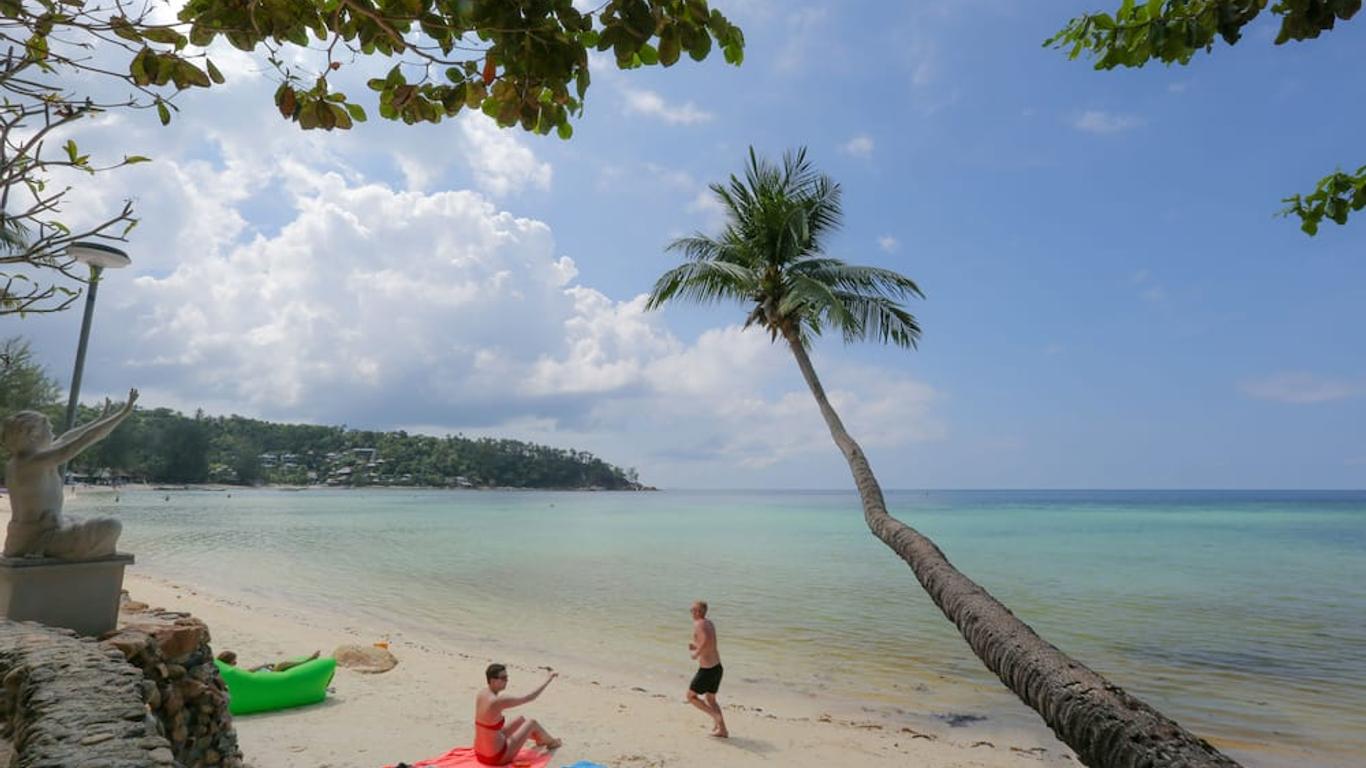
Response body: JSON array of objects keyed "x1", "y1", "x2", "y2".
[
  {"x1": 840, "y1": 134, "x2": 875, "y2": 158},
  {"x1": 622, "y1": 88, "x2": 713, "y2": 125},
  {"x1": 1130, "y1": 269, "x2": 1166, "y2": 303},
  {"x1": 909, "y1": 39, "x2": 937, "y2": 88},
  {"x1": 458, "y1": 115, "x2": 552, "y2": 197},
  {"x1": 776, "y1": 8, "x2": 828, "y2": 73},
  {"x1": 1239, "y1": 373, "x2": 1362, "y2": 405},
  {"x1": 1074, "y1": 110, "x2": 1142, "y2": 134},
  {"x1": 14, "y1": 50, "x2": 946, "y2": 488},
  {"x1": 643, "y1": 163, "x2": 696, "y2": 190},
  {"x1": 33, "y1": 150, "x2": 943, "y2": 483},
  {"x1": 877, "y1": 235, "x2": 898, "y2": 253},
  {"x1": 688, "y1": 190, "x2": 726, "y2": 228},
  {"x1": 393, "y1": 152, "x2": 443, "y2": 192}
]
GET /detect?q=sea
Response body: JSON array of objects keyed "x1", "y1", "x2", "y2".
[{"x1": 87, "y1": 488, "x2": 1365, "y2": 767}]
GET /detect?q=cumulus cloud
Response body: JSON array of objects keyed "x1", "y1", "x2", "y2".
[
  {"x1": 877, "y1": 235, "x2": 898, "y2": 253},
  {"x1": 1239, "y1": 373, "x2": 1362, "y2": 405},
  {"x1": 1074, "y1": 110, "x2": 1142, "y2": 134},
  {"x1": 29, "y1": 146, "x2": 943, "y2": 482},
  {"x1": 458, "y1": 115, "x2": 553, "y2": 197},
  {"x1": 17, "y1": 64, "x2": 943, "y2": 486},
  {"x1": 840, "y1": 134, "x2": 875, "y2": 158},
  {"x1": 622, "y1": 88, "x2": 714, "y2": 125}
]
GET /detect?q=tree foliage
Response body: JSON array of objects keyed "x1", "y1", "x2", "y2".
[
  {"x1": 647, "y1": 147, "x2": 924, "y2": 349},
  {"x1": 1047, "y1": 0, "x2": 1362, "y2": 234},
  {"x1": 1, "y1": 0, "x2": 744, "y2": 312},
  {"x1": 0, "y1": 335, "x2": 63, "y2": 480},
  {"x1": 66, "y1": 407, "x2": 641, "y2": 489},
  {"x1": 0, "y1": 335, "x2": 60, "y2": 420}
]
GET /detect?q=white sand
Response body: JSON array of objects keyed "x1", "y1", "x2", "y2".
[{"x1": 0, "y1": 493, "x2": 1077, "y2": 767}]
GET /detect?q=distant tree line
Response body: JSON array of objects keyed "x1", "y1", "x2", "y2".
[{"x1": 0, "y1": 336, "x2": 641, "y2": 490}]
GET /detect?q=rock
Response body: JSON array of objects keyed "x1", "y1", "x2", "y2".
[
  {"x1": 178, "y1": 679, "x2": 207, "y2": 700},
  {"x1": 332, "y1": 644, "x2": 398, "y2": 673},
  {"x1": 81, "y1": 732, "x2": 114, "y2": 745},
  {"x1": 104, "y1": 630, "x2": 152, "y2": 661},
  {"x1": 155, "y1": 624, "x2": 208, "y2": 661}
]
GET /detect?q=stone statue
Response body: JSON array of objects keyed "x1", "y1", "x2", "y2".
[{"x1": 2, "y1": 388, "x2": 138, "y2": 560}]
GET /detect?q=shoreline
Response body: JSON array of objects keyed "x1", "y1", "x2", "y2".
[
  {"x1": 61, "y1": 482, "x2": 659, "y2": 494},
  {"x1": 122, "y1": 572, "x2": 1077, "y2": 768}
]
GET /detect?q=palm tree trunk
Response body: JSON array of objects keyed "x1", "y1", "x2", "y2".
[{"x1": 782, "y1": 334, "x2": 1240, "y2": 768}]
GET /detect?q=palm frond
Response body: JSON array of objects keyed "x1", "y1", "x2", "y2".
[
  {"x1": 645, "y1": 259, "x2": 758, "y2": 311},
  {"x1": 831, "y1": 291, "x2": 923, "y2": 348},
  {"x1": 781, "y1": 275, "x2": 859, "y2": 335},
  {"x1": 648, "y1": 146, "x2": 924, "y2": 352},
  {"x1": 791, "y1": 260, "x2": 924, "y2": 300}
]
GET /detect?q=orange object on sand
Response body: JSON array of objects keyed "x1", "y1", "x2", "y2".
[
  {"x1": 374, "y1": 641, "x2": 389, "y2": 650},
  {"x1": 383, "y1": 746, "x2": 550, "y2": 768}
]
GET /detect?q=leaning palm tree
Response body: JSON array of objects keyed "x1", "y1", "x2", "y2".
[{"x1": 646, "y1": 147, "x2": 1239, "y2": 768}]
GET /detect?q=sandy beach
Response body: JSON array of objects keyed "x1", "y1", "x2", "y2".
[
  {"x1": 121, "y1": 572, "x2": 1074, "y2": 768},
  {"x1": 0, "y1": 492, "x2": 1079, "y2": 768}
]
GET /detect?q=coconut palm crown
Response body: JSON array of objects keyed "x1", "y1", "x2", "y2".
[{"x1": 646, "y1": 147, "x2": 923, "y2": 351}]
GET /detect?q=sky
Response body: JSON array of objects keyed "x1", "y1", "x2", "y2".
[{"x1": 10, "y1": 1, "x2": 1366, "y2": 489}]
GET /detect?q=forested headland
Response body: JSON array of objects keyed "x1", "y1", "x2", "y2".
[{"x1": 1, "y1": 338, "x2": 643, "y2": 490}]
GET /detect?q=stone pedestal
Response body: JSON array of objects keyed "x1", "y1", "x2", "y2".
[{"x1": 0, "y1": 553, "x2": 133, "y2": 636}]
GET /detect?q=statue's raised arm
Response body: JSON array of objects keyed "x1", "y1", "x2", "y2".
[
  {"x1": 43, "y1": 388, "x2": 139, "y2": 465},
  {"x1": 1, "y1": 388, "x2": 138, "y2": 560}
]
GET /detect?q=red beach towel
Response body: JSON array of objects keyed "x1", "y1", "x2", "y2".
[{"x1": 383, "y1": 746, "x2": 552, "y2": 768}]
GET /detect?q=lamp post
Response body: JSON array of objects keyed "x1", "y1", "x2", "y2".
[{"x1": 62, "y1": 242, "x2": 132, "y2": 437}]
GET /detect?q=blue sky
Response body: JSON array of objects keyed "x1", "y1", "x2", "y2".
[{"x1": 14, "y1": 1, "x2": 1366, "y2": 488}]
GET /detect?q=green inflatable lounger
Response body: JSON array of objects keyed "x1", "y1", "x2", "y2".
[{"x1": 214, "y1": 656, "x2": 337, "y2": 715}]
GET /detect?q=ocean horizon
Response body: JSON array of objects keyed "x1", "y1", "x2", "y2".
[{"x1": 84, "y1": 487, "x2": 1366, "y2": 768}]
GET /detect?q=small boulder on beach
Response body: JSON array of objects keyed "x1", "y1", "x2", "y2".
[{"x1": 333, "y1": 644, "x2": 398, "y2": 674}]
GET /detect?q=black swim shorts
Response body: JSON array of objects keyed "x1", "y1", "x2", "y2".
[{"x1": 689, "y1": 663, "x2": 724, "y2": 695}]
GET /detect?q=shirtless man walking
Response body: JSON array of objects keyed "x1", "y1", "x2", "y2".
[{"x1": 685, "y1": 600, "x2": 728, "y2": 738}]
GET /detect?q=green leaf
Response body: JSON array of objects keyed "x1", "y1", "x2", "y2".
[
  {"x1": 557, "y1": 121, "x2": 573, "y2": 140},
  {"x1": 659, "y1": 29, "x2": 681, "y2": 66},
  {"x1": 189, "y1": 23, "x2": 214, "y2": 47},
  {"x1": 123, "y1": 155, "x2": 152, "y2": 164},
  {"x1": 110, "y1": 16, "x2": 143, "y2": 42},
  {"x1": 141, "y1": 27, "x2": 185, "y2": 47},
  {"x1": 638, "y1": 43, "x2": 659, "y2": 65},
  {"x1": 178, "y1": 62, "x2": 211, "y2": 88},
  {"x1": 26, "y1": 34, "x2": 48, "y2": 61},
  {"x1": 156, "y1": 100, "x2": 171, "y2": 125},
  {"x1": 206, "y1": 59, "x2": 224, "y2": 85},
  {"x1": 64, "y1": 139, "x2": 78, "y2": 163},
  {"x1": 345, "y1": 103, "x2": 367, "y2": 122}
]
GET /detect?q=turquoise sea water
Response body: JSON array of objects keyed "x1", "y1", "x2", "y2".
[{"x1": 93, "y1": 488, "x2": 1364, "y2": 766}]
